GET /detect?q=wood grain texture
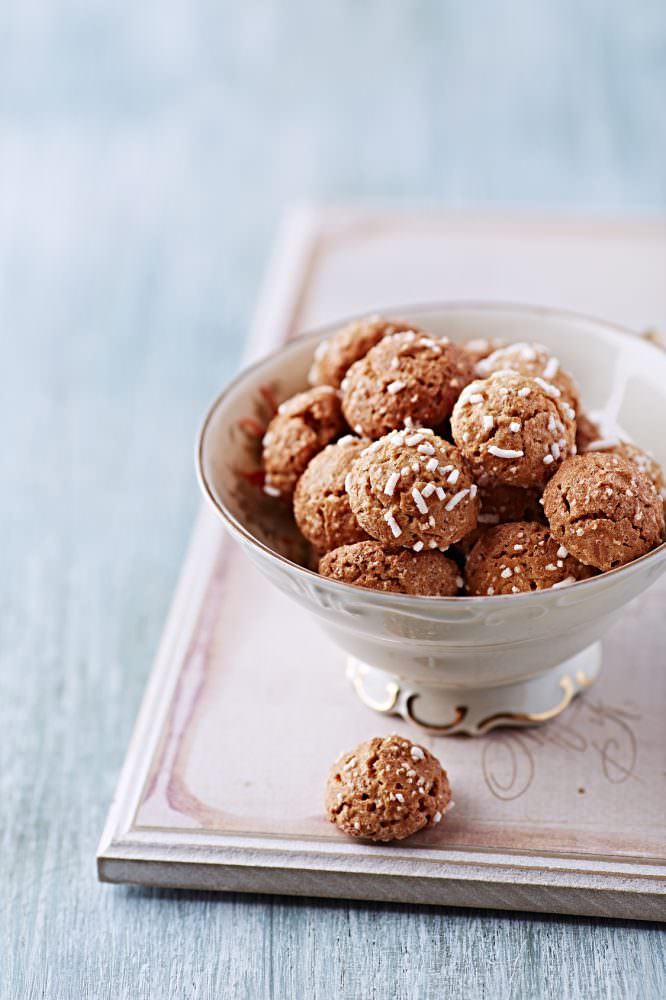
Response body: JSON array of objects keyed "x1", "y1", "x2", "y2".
[{"x1": 2, "y1": 1, "x2": 666, "y2": 997}]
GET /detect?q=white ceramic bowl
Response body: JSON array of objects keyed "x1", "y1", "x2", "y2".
[{"x1": 197, "y1": 303, "x2": 666, "y2": 735}]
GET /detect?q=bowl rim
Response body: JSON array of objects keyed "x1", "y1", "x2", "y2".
[{"x1": 196, "y1": 299, "x2": 666, "y2": 606}]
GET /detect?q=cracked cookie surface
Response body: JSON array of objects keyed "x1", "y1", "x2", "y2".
[
  {"x1": 325, "y1": 735, "x2": 452, "y2": 842},
  {"x1": 542, "y1": 453, "x2": 665, "y2": 570},
  {"x1": 450, "y1": 372, "x2": 576, "y2": 488},
  {"x1": 341, "y1": 331, "x2": 474, "y2": 439},
  {"x1": 318, "y1": 540, "x2": 461, "y2": 596}
]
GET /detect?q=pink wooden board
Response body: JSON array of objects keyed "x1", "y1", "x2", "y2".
[{"x1": 98, "y1": 206, "x2": 666, "y2": 919}]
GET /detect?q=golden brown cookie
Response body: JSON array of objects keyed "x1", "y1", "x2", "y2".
[
  {"x1": 318, "y1": 540, "x2": 462, "y2": 596},
  {"x1": 308, "y1": 316, "x2": 416, "y2": 388},
  {"x1": 346, "y1": 430, "x2": 479, "y2": 549},
  {"x1": 325, "y1": 735, "x2": 452, "y2": 842},
  {"x1": 262, "y1": 386, "x2": 345, "y2": 498},
  {"x1": 542, "y1": 453, "x2": 665, "y2": 571},
  {"x1": 450, "y1": 372, "x2": 576, "y2": 488},
  {"x1": 341, "y1": 331, "x2": 474, "y2": 439},
  {"x1": 583, "y1": 439, "x2": 666, "y2": 506},
  {"x1": 293, "y1": 437, "x2": 370, "y2": 552},
  {"x1": 465, "y1": 522, "x2": 595, "y2": 595},
  {"x1": 476, "y1": 341, "x2": 579, "y2": 409}
]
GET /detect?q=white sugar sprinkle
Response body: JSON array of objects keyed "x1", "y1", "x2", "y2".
[
  {"x1": 384, "y1": 471, "x2": 400, "y2": 496},
  {"x1": 446, "y1": 488, "x2": 470, "y2": 511},
  {"x1": 488, "y1": 445, "x2": 524, "y2": 459},
  {"x1": 514, "y1": 544, "x2": 523, "y2": 551},
  {"x1": 412, "y1": 487, "x2": 429, "y2": 514},
  {"x1": 384, "y1": 511, "x2": 402, "y2": 538},
  {"x1": 410, "y1": 746, "x2": 425, "y2": 761},
  {"x1": 263, "y1": 484, "x2": 281, "y2": 497},
  {"x1": 406, "y1": 433, "x2": 424, "y2": 446},
  {"x1": 422, "y1": 482, "x2": 436, "y2": 497},
  {"x1": 576, "y1": 527, "x2": 584, "y2": 536},
  {"x1": 468, "y1": 393, "x2": 484, "y2": 404},
  {"x1": 509, "y1": 421, "x2": 521, "y2": 432},
  {"x1": 447, "y1": 468, "x2": 460, "y2": 485},
  {"x1": 487, "y1": 586, "x2": 495, "y2": 595},
  {"x1": 482, "y1": 415, "x2": 494, "y2": 430},
  {"x1": 417, "y1": 442, "x2": 436, "y2": 455},
  {"x1": 543, "y1": 357, "x2": 559, "y2": 380},
  {"x1": 401, "y1": 466, "x2": 410, "y2": 477},
  {"x1": 413, "y1": 541, "x2": 424, "y2": 552},
  {"x1": 557, "y1": 545, "x2": 568, "y2": 558},
  {"x1": 545, "y1": 563, "x2": 558, "y2": 571},
  {"x1": 518, "y1": 387, "x2": 531, "y2": 397},
  {"x1": 534, "y1": 376, "x2": 561, "y2": 397},
  {"x1": 354, "y1": 424, "x2": 363, "y2": 434},
  {"x1": 344, "y1": 473, "x2": 353, "y2": 493},
  {"x1": 470, "y1": 484, "x2": 478, "y2": 498},
  {"x1": 500, "y1": 567, "x2": 513, "y2": 578},
  {"x1": 411, "y1": 462, "x2": 420, "y2": 473},
  {"x1": 395, "y1": 792, "x2": 405, "y2": 803},
  {"x1": 337, "y1": 434, "x2": 355, "y2": 446},
  {"x1": 435, "y1": 486, "x2": 446, "y2": 501},
  {"x1": 543, "y1": 454, "x2": 554, "y2": 465},
  {"x1": 426, "y1": 457, "x2": 439, "y2": 473},
  {"x1": 386, "y1": 380, "x2": 406, "y2": 394},
  {"x1": 550, "y1": 441, "x2": 561, "y2": 460}
]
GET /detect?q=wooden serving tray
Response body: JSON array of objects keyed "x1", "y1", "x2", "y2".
[{"x1": 98, "y1": 206, "x2": 666, "y2": 920}]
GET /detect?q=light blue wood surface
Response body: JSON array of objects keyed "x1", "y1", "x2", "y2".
[{"x1": 2, "y1": 2, "x2": 665, "y2": 997}]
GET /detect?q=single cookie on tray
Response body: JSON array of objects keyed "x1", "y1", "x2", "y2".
[
  {"x1": 464, "y1": 521, "x2": 596, "y2": 596},
  {"x1": 318, "y1": 540, "x2": 462, "y2": 596},
  {"x1": 450, "y1": 372, "x2": 576, "y2": 488},
  {"x1": 293, "y1": 437, "x2": 370, "y2": 552},
  {"x1": 542, "y1": 453, "x2": 665, "y2": 571},
  {"x1": 345, "y1": 429, "x2": 479, "y2": 550},
  {"x1": 308, "y1": 315, "x2": 416, "y2": 388},
  {"x1": 262, "y1": 386, "x2": 345, "y2": 499},
  {"x1": 476, "y1": 341, "x2": 579, "y2": 410},
  {"x1": 325, "y1": 735, "x2": 452, "y2": 842},
  {"x1": 341, "y1": 331, "x2": 474, "y2": 439}
]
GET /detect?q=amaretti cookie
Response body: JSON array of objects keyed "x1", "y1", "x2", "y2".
[
  {"x1": 583, "y1": 439, "x2": 666, "y2": 505},
  {"x1": 318, "y1": 540, "x2": 462, "y2": 596},
  {"x1": 476, "y1": 341, "x2": 579, "y2": 409},
  {"x1": 346, "y1": 429, "x2": 479, "y2": 549},
  {"x1": 450, "y1": 372, "x2": 576, "y2": 488},
  {"x1": 293, "y1": 437, "x2": 371, "y2": 551},
  {"x1": 262, "y1": 386, "x2": 344, "y2": 498},
  {"x1": 325, "y1": 735, "x2": 452, "y2": 842},
  {"x1": 341, "y1": 331, "x2": 474, "y2": 439},
  {"x1": 542, "y1": 453, "x2": 665, "y2": 571},
  {"x1": 465, "y1": 522, "x2": 595, "y2": 596},
  {"x1": 308, "y1": 315, "x2": 415, "y2": 388}
]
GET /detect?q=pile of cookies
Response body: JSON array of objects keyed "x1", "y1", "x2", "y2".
[{"x1": 261, "y1": 317, "x2": 665, "y2": 597}]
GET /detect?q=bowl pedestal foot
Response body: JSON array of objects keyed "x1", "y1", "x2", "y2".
[{"x1": 346, "y1": 643, "x2": 602, "y2": 736}]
